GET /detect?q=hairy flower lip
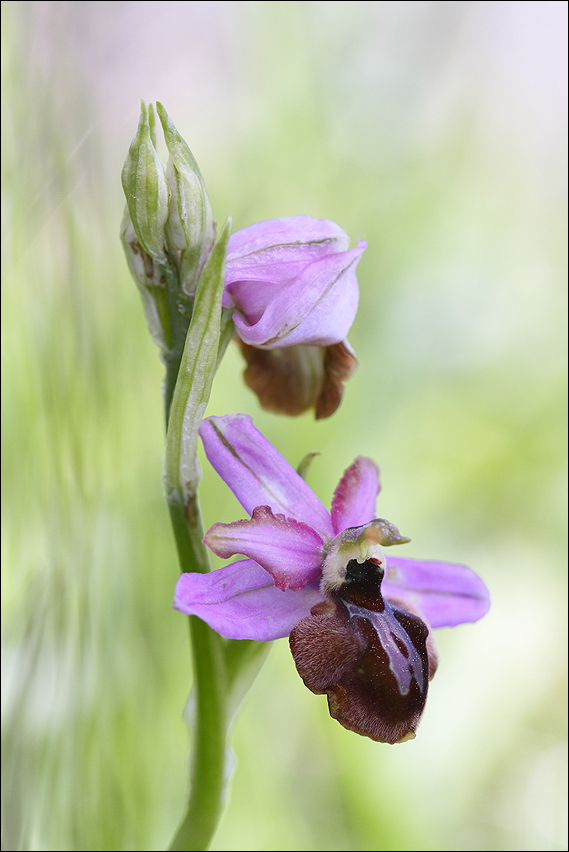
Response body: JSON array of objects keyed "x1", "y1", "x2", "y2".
[{"x1": 289, "y1": 579, "x2": 435, "y2": 744}]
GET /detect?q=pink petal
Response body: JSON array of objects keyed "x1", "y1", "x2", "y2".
[
  {"x1": 173, "y1": 559, "x2": 324, "y2": 641},
  {"x1": 224, "y1": 278, "x2": 283, "y2": 325},
  {"x1": 233, "y1": 242, "x2": 366, "y2": 348},
  {"x1": 225, "y1": 216, "x2": 350, "y2": 294},
  {"x1": 204, "y1": 506, "x2": 324, "y2": 591},
  {"x1": 199, "y1": 414, "x2": 334, "y2": 538},
  {"x1": 331, "y1": 456, "x2": 380, "y2": 534},
  {"x1": 383, "y1": 556, "x2": 491, "y2": 629}
]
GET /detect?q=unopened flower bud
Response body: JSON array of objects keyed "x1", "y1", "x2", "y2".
[
  {"x1": 157, "y1": 103, "x2": 215, "y2": 295},
  {"x1": 121, "y1": 101, "x2": 169, "y2": 261},
  {"x1": 119, "y1": 207, "x2": 172, "y2": 354}
]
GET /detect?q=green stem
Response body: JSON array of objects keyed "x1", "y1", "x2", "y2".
[
  {"x1": 167, "y1": 495, "x2": 230, "y2": 852},
  {"x1": 163, "y1": 222, "x2": 236, "y2": 849},
  {"x1": 169, "y1": 616, "x2": 228, "y2": 851},
  {"x1": 167, "y1": 495, "x2": 209, "y2": 576}
]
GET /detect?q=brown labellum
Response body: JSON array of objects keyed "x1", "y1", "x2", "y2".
[
  {"x1": 314, "y1": 340, "x2": 358, "y2": 419},
  {"x1": 237, "y1": 339, "x2": 357, "y2": 419},
  {"x1": 289, "y1": 559, "x2": 436, "y2": 743}
]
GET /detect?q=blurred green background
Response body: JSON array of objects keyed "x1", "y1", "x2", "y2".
[{"x1": 2, "y1": 2, "x2": 567, "y2": 850}]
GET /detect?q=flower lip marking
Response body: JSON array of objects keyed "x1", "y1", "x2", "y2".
[{"x1": 337, "y1": 559, "x2": 428, "y2": 697}]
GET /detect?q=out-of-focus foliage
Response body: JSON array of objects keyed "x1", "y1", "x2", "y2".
[{"x1": 2, "y1": 2, "x2": 566, "y2": 850}]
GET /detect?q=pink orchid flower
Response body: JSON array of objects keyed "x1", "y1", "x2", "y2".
[
  {"x1": 174, "y1": 414, "x2": 490, "y2": 744},
  {"x1": 223, "y1": 217, "x2": 366, "y2": 418}
]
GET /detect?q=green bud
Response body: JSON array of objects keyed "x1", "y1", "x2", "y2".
[
  {"x1": 157, "y1": 102, "x2": 215, "y2": 295},
  {"x1": 121, "y1": 101, "x2": 169, "y2": 261},
  {"x1": 147, "y1": 101, "x2": 158, "y2": 149},
  {"x1": 119, "y1": 206, "x2": 173, "y2": 354}
]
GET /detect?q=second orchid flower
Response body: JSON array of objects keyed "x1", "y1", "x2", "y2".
[{"x1": 224, "y1": 216, "x2": 366, "y2": 419}]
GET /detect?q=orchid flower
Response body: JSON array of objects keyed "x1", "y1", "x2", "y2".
[
  {"x1": 174, "y1": 414, "x2": 490, "y2": 744},
  {"x1": 223, "y1": 217, "x2": 367, "y2": 418}
]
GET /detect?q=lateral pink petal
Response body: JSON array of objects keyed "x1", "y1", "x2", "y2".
[
  {"x1": 173, "y1": 559, "x2": 324, "y2": 641},
  {"x1": 224, "y1": 278, "x2": 283, "y2": 325},
  {"x1": 331, "y1": 456, "x2": 381, "y2": 534},
  {"x1": 233, "y1": 241, "x2": 366, "y2": 348},
  {"x1": 199, "y1": 414, "x2": 334, "y2": 538},
  {"x1": 383, "y1": 556, "x2": 491, "y2": 629},
  {"x1": 204, "y1": 506, "x2": 324, "y2": 591}
]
